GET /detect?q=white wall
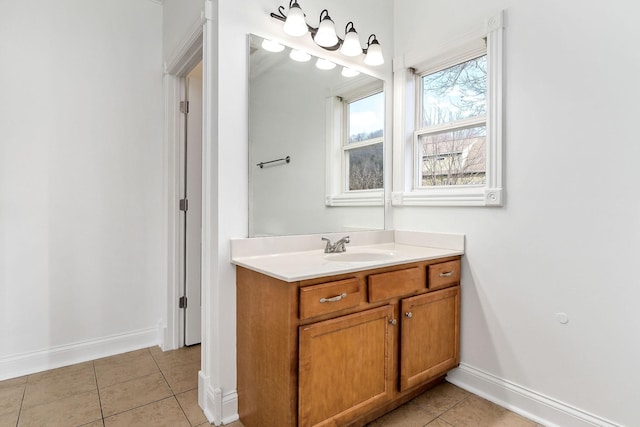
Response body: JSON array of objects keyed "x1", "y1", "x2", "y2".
[
  {"x1": 0, "y1": 0, "x2": 164, "y2": 378},
  {"x1": 394, "y1": 1, "x2": 640, "y2": 426}
]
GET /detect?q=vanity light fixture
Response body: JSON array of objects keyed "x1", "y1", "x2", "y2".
[
  {"x1": 314, "y1": 10, "x2": 339, "y2": 48},
  {"x1": 340, "y1": 22, "x2": 363, "y2": 57},
  {"x1": 261, "y1": 38, "x2": 285, "y2": 53},
  {"x1": 289, "y1": 49, "x2": 311, "y2": 62},
  {"x1": 282, "y1": 0, "x2": 308, "y2": 37},
  {"x1": 363, "y1": 34, "x2": 384, "y2": 66},
  {"x1": 270, "y1": 1, "x2": 383, "y2": 65}
]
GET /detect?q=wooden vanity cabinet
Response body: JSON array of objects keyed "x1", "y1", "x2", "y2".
[
  {"x1": 400, "y1": 286, "x2": 460, "y2": 391},
  {"x1": 298, "y1": 305, "x2": 394, "y2": 427},
  {"x1": 236, "y1": 256, "x2": 461, "y2": 427}
]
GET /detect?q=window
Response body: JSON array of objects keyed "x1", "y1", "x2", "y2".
[
  {"x1": 345, "y1": 91, "x2": 384, "y2": 191},
  {"x1": 392, "y1": 12, "x2": 504, "y2": 206},
  {"x1": 418, "y1": 55, "x2": 487, "y2": 187},
  {"x1": 326, "y1": 80, "x2": 384, "y2": 206}
]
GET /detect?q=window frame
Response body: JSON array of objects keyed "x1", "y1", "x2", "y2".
[
  {"x1": 326, "y1": 79, "x2": 385, "y2": 207},
  {"x1": 392, "y1": 11, "x2": 504, "y2": 207}
]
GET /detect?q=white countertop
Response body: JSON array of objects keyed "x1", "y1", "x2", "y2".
[{"x1": 230, "y1": 230, "x2": 464, "y2": 282}]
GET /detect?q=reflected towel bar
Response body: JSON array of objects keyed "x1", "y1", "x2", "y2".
[{"x1": 257, "y1": 156, "x2": 291, "y2": 168}]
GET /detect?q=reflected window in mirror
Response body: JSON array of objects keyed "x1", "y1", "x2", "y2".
[
  {"x1": 326, "y1": 80, "x2": 384, "y2": 207},
  {"x1": 346, "y1": 91, "x2": 384, "y2": 191}
]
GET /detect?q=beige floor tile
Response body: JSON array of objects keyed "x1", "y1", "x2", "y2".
[
  {"x1": 0, "y1": 382, "x2": 25, "y2": 417},
  {"x1": 161, "y1": 360, "x2": 200, "y2": 394},
  {"x1": 411, "y1": 382, "x2": 471, "y2": 415},
  {"x1": 368, "y1": 402, "x2": 438, "y2": 427},
  {"x1": 0, "y1": 376, "x2": 27, "y2": 390},
  {"x1": 22, "y1": 362, "x2": 96, "y2": 408},
  {"x1": 80, "y1": 420, "x2": 105, "y2": 427},
  {"x1": 440, "y1": 395, "x2": 537, "y2": 427},
  {"x1": 18, "y1": 389, "x2": 101, "y2": 427},
  {"x1": 425, "y1": 418, "x2": 454, "y2": 426},
  {"x1": 150, "y1": 345, "x2": 201, "y2": 371},
  {"x1": 0, "y1": 411, "x2": 20, "y2": 427},
  {"x1": 99, "y1": 372, "x2": 172, "y2": 417},
  {"x1": 176, "y1": 389, "x2": 207, "y2": 426},
  {"x1": 95, "y1": 349, "x2": 159, "y2": 389},
  {"x1": 103, "y1": 397, "x2": 191, "y2": 427}
]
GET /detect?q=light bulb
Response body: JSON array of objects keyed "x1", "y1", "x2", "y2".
[
  {"x1": 341, "y1": 67, "x2": 360, "y2": 77},
  {"x1": 340, "y1": 23, "x2": 363, "y2": 57},
  {"x1": 364, "y1": 36, "x2": 384, "y2": 66},
  {"x1": 261, "y1": 39, "x2": 285, "y2": 53},
  {"x1": 316, "y1": 58, "x2": 336, "y2": 70},
  {"x1": 289, "y1": 49, "x2": 311, "y2": 62},
  {"x1": 314, "y1": 10, "x2": 339, "y2": 48},
  {"x1": 283, "y1": 2, "x2": 308, "y2": 37}
]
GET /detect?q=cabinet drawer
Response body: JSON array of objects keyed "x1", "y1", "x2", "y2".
[
  {"x1": 368, "y1": 267, "x2": 424, "y2": 302},
  {"x1": 299, "y1": 278, "x2": 363, "y2": 320},
  {"x1": 428, "y1": 260, "x2": 460, "y2": 290}
]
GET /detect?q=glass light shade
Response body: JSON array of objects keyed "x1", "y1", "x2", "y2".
[
  {"x1": 261, "y1": 39, "x2": 285, "y2": 53},
  {"x1": 314, "y1": 15, "x2": 339, "y2": 47},
  {"x1": 283, "y1": 4, "x2": 308, "y2": 37},
  {"x1": 316, "y1": 58, "x2": 336, "y2": 70},
  {"x1": 340, "y1": 31, "x2": 363, "y2": 57},
  {"x1": 364, "y1": 40, "x2": 384, "y2": 66},
  {"x1": 289, "y1": 49, "x2": 311, "y2": 62},
  {"x1": 341, "y1": 67, "x2": 360, "y2": 77}
]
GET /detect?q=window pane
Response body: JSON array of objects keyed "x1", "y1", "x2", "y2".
[
  {"x1": 348, "y1": 143, "x2": 383, "y2": 190},
  {"x1": 419, "y1": 126, "x2": 486, "y2": 186},
  {"x1": 421, "y1": 55, "x2": 487, "y2": 127},
  {"x1": 348, "y1": 92, "x2": 384, "y2": 144}
]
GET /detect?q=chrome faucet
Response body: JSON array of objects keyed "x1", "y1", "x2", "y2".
[{"x1": 322, "y1": 236, "x2": 350, "y2": 253}]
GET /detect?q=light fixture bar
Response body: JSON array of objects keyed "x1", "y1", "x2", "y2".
[{"x1": 269, "y1": 1, "x2": 384, "y2": 64}]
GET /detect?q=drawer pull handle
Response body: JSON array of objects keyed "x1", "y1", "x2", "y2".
[
  {"x1": 319, "y1": 293, "x2": 347, "y2": 303},
  {"x1": 389, "y1": 318, "x2": 397, "y2": 326},
  {"x1": 439, "y1": 271, "x2": 454, "y2": 277},
  {"x1": 405, "y1": 312, "x2": 413, "y2": 318}
]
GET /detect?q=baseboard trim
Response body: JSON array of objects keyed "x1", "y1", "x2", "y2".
[
  {"x1": 200, "y1": 372, "x2": 239, "y2": 426},
  {"x1": 447, "y1": 363, "x2": 622, "y2": 427},
  {"x1": 0, "y1": 327, "x2": 159, "y2": 381}
]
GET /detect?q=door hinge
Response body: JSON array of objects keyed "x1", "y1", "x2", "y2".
[
  {"x1": 180, "y1": 101, "x2": 189, "y2": 114},
  {"x1": 179, "y1": 296, "x2": 187, "y2": 309},
  {"x1": 179, "y1": 198, "x2": 188, "y2": 212}
]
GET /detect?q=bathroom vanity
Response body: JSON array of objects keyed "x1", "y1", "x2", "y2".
[{"x1": 232, "y1": 231, "x2": 464, "y2": 427}]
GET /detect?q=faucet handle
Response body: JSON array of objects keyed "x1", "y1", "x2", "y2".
[{"x1": 321, "y1": 237, "x2": 333, "y2": 253}]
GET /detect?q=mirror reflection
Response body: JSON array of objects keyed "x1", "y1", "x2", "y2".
[{"x1": 248, "y1": 34, "x2": 385, "y2": 237}]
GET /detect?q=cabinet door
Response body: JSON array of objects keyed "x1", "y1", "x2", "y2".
[
  {"x1": 299, "y1": 305, "x2": 395, "y2": 427},
  {"x1": 400, "y1": 286, "x2": 460, "y2": 391}
]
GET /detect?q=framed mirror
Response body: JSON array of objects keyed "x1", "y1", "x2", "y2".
[{"x1": 248, "y1": 34, "x2": 385, "y2": 237}]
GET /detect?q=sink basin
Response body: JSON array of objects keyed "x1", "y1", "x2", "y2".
[{"x1": 324, "y1": 250, "x2": 395, "y2": 262}]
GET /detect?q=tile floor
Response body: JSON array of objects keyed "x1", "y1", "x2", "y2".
[
  {"x1": 0, "y1": 346, "x2": 542, "y2": 427},
  {"x1": 0, "y1": 345, "x2": 204, "y2": 427}
]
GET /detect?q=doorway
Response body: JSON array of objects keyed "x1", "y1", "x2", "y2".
[{"x1": 179, "y1": 61, "x2": 203, "y2": 347}]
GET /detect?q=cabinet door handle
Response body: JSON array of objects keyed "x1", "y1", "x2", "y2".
[
  {"x1": 405, "y1": 312, "x2": 413, "y2": 318},
  {"x1": 388, "y1": 318, "x2": 397, "y2": 326},
  {"x1": 439, "y1": 271, "x2": 454, "y2": 277},
  {"x1": 319, "y1": 293, "x2": 347, "y2": 303}
]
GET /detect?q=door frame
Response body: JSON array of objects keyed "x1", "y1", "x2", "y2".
[{"x1": 163, "y1": 19, "x2": 204, "y2": 351}]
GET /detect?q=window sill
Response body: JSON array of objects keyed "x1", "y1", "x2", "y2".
[
  {"x1": 326, "y1": 190, "x2": 384, "y2": 207},
  {"x1": 392, "y1": 187, "x2": 503, "y2": 207}
]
